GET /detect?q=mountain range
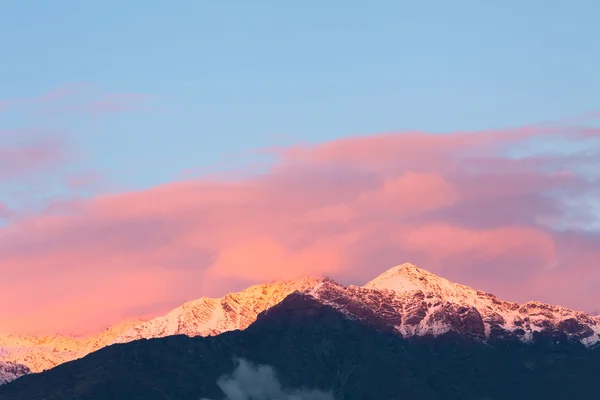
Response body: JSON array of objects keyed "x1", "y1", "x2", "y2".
[
  {"x1": 2, "y1": 290, "x2": 600, "y2": 399},
  {"x1": 1, "y1": 263, "x2": 599, "y2": 398}
]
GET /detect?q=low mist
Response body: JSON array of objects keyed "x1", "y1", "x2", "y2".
[{"x1": 201, "y1": 358, "x2": 334, "y2": 400}]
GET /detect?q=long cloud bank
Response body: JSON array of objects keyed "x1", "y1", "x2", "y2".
[{"x1": 1, "y1": 120, "x2": 599, "y2": 334}]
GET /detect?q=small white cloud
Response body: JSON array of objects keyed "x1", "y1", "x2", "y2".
[{"x1": 201, "y1": 358, "x2": 334, "y2": 400}]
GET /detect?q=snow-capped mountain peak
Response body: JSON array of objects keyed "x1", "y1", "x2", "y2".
[
  {"x1": 366, "y1": 263, "x2": 452, "y2": 291},
  {"x1": 2, "y1": 263, "x2": 599, "y2": 386},
  {"x1": 363, "y1": 264, "x2": 600, "y2": 344},
  {"x1": 113, "y1": 276, "x2": 326, "y2": 344},
  {"x1": 364, "y1": 263, "x2": 478, "y2": 302}
]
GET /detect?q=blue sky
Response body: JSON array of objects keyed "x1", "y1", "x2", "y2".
[{"x1": 1, "y1": 0, "x2": 599, "y2": 208}]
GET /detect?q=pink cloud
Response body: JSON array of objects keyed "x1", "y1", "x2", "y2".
[
  {"x1": 38, "y1": 92, "x2": 155, "y2": 117},
  {"x1": 1, "y1": 83, "x2": 152, "y2": 118},
  {"x1": 205, "y1": 238, "x2": 344, "y2": 282},
  {"x1": 0, "y1": 118, "x2": 599, "y2": 334},
  {"x1": 0, "y1": 138, "x2": 69, "y2": 182},
  {"x1": 0, "y1": 84, "x2": 155, "y2": 219},
  {"x1": 0, "y1": 84, "x2": 150, "y2": 184},
  {"x1": 64, "y1": 172, "x2": 102, "y2": 190},
  {"x1": 0, "y1": 202, "x2": 13, "y2": 220},
  {"x1": 80, "y1": 93, "x2": 155, "y2": 116}
]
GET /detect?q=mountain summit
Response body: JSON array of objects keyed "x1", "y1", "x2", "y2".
[
  {"x1": 1, "y1": 263, "x2": 599, "y2": 385},
  {"x1": 365, "y1": 263, "x2": 464, "y2": 292}
]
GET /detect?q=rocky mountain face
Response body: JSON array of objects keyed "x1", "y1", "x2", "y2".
[
  {"x1": 1, "y1": 293, "x2": 599, "y2": 400},
  {"x1": 113, "y1": 277, "x2": 324, "y2": 343},
  {"x1": 2, "y1": 263, "x2": 599, "y2": 385},
  {"x1": 115, "y1": 263, "x2": 600, "y2": 347},
  {"x1": 360, "y1": 264, "x2": 600, "y2": 345},
  {"x1": 0, "y1": 362, "x2": 30, "y2": 385}
]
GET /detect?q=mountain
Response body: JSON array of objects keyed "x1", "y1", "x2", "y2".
[
  {"x1": 114, "y1": 277, "x2": 323, "y2": 343},
  {"x1": 362, "y1": 264, "x2": 600, "y2": 345},
  {"x1": 1, "y1": 263, "x2": 599, "y2": 385},
  {"x1": 0, "y1": 319, "x2": 143, "y2": 375},
  {"x1": 116, "y1": 263, "x2": 600, "y2": 347},
  {"x1": 1, "y1": 292, "x2": 599, "y2": 400},
  {"x1": 0, "y1": 278, "x2": 322, "y2": 384},
  {"x1": 0, "y1": 362, "x2": 29, "y2": 385}
]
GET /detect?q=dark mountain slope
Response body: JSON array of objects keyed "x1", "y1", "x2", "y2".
[{"x1": 1, "y1": 293, "x2": 599, "y2": 400}]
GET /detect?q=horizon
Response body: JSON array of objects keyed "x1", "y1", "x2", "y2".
[{"x1": 1, "y1": 1, "x2": 599, "y2": 336}]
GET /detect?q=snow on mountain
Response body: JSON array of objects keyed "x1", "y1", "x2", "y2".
[
  {"x1": 115, "y1": 263, "x2": 600, "y2": 347},
  {"x1": 0, "y1": 319, "x2": 143, "y2": 373},
  {"x1": 114, "y1": 277, "x2": 324, "y2": 343},
  {"x1": 362, "y1": 263, "x2": 600, "y2": 345},
  {"x1": 0, "y1": 361, "x2": 30, "y2": 385},
  {"x1": 2, "y1": 262, "x2": 599, "y2": 385}
]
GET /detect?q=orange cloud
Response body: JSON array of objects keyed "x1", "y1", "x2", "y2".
[
  {"x1": 206, "y1": 238, "x2": 343, "y2": 282},
  {"x1": 0, "y1": 119, "x2": 599, "y2": 335}
]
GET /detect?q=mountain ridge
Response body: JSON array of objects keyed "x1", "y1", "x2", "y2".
[
  {"x1": 1, "y1": 263, "x2": 599, "y2": 384},
  {"x1": 2, "y1": 292, "x2": 599, "y2": 400}
]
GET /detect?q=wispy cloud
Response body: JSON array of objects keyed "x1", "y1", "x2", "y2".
[
  {"x1": 1, "y1": 83, "x2": 154, "y2": 117},
  {"x1": 0, "y1": 84, "x2": 154, "y2": 217},
  {"x1": 0, "y1": 115, "x2": 598, "y2": 334},
  {"x1": 64, "y1": 172, "x2": 103, "y2": 191},
  {"x1": 0, "y1": 137, "x2": 69, "y2": 183},
  {"x1": 44, "y1": 92, "x2": 156, "y2": 117}
]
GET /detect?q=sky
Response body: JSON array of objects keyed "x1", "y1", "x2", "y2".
[{"x1": 0, "y1": 1, "x2": 599, "y2": 334}]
